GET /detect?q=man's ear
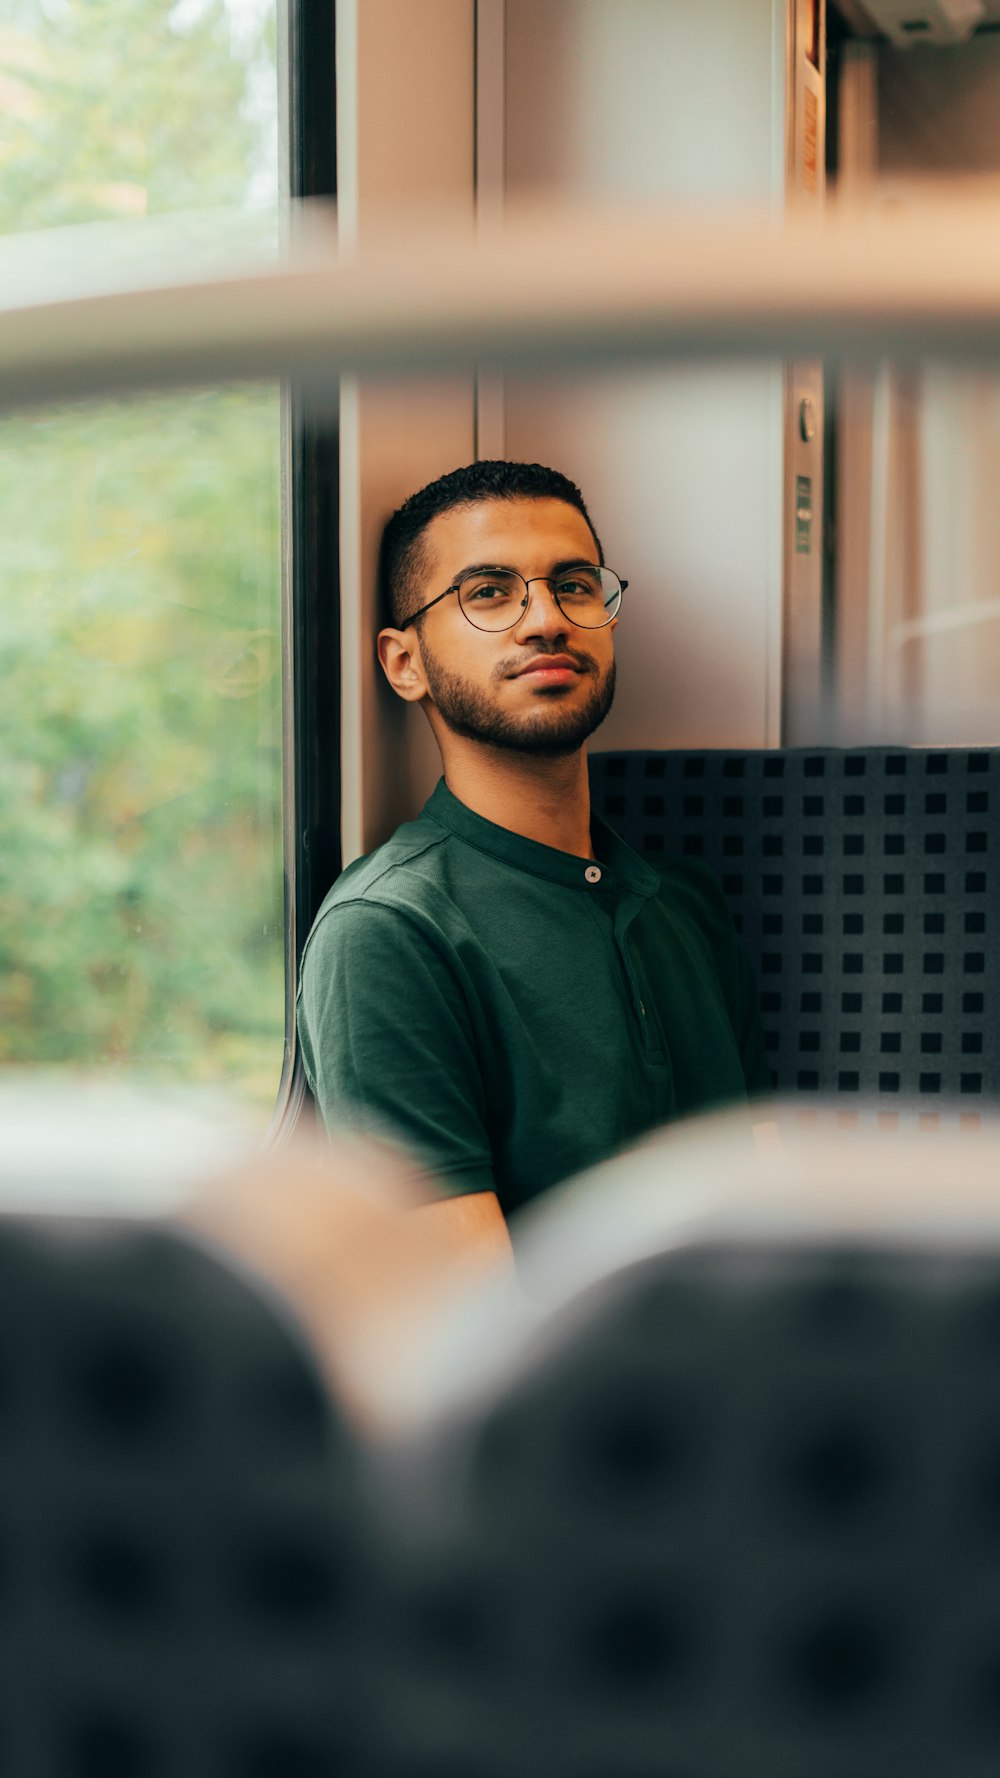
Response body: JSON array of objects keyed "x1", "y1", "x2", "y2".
[{"x1": 377, "y1": 628, "x2": 429, "y2": 704}]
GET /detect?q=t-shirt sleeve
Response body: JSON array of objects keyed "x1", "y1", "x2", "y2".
[{"x1": 296, "y1": 898, "x2": 495, "y2": 1199}]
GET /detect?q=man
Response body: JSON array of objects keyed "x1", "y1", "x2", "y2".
[{"x1": 297, "y1": 460, "x2": 771, "y2": 1260}]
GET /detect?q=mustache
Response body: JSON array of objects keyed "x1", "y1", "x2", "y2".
[{"x1": 496, "y1": 646, "x2": 597, "y2": 679}]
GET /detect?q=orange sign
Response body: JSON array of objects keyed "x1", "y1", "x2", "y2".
[{"x1": 803, "y1": 86, "x2": 819, "y2": 194}]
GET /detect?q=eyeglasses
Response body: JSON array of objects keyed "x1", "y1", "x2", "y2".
[{"x1": 400, "y1": 566, "x2": 626, "y2": 633}]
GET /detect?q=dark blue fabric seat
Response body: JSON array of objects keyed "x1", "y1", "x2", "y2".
[
  {"x1": 590, "y1": 748, "x2": 1000, "y2": 1121},
  {"x1": 0, "y1": 1217, "x2": 368, "y2": 1777},
  {"x1": 377, "y1": 1218, "x2": 1000, "y2": 1778}
]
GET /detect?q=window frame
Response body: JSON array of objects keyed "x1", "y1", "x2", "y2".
[{"x1": 272, "y1": 0, "x2": 341, "y2": 1138}]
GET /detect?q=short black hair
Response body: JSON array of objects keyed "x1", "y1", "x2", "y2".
[{"x1": 379, "y1": 459, "x2": 604, "y2": 630}]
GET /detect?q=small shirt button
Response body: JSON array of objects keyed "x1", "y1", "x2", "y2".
[{"x1": 585, "y1": 865, "x2": 602, "y2": 884}]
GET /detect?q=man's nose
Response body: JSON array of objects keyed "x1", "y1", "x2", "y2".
[{"x1": 511, "y1": 580, "x2": 569, "y2": 639}]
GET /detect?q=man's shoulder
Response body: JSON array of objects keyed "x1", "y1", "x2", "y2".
[
  {"x1": 328, "y1": 815, "x2": 448, "y2": 905},
  {"x1": 302, "y1": 810, "x2": 455, "y2": 966}
]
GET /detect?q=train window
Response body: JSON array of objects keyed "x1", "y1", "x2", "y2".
[
  {"x1": 827, "y1": 18, "x2": 1000, "y2": 744},
  {"x1": 0, "y1": 2, "x2": 284, "y2": 1121}
]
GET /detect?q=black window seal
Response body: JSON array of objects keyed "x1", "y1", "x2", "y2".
[{"x1": 270, "y1": 0, "x2": 340, "y2": 1142}]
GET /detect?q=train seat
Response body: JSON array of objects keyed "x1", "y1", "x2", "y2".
[
  {"x1": 9, "y1": 1100, "x2": 1000, "y2": 1777},
  {"x1": 590, "y1": 747, "x2": 1000, "y2": 1122},
  {"x1": 0, "y1": 1212, "x2": 369, "y2": 1778},
  {"x1": 372, "y1": 1116, "x2": 1000, "y2": 1778}
]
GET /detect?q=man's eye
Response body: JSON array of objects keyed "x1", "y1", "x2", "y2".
[
  {"x1": 556, "y1": 578, "x2": 599, "y2": 600},
  {"x1": 466, "y1": 582, "x2": 513, "y2": 601}
]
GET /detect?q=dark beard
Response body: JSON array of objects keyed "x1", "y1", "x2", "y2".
[{"x1": 421, "y1": 647, "x2": 616, "y2": 759}]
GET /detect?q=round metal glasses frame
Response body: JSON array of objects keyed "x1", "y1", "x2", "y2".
[{"x1": 399, "y1": 567, "x2": 627, "y2": 633}]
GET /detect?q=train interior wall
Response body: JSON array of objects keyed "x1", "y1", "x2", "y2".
[
  {"x1": 336, "y1": 0, "x2": 477, "y2": 863},
  {"x1": 339, "y1": 2, "x2": 1000, "y2": 864},
  {"x1": 339, "y1": 0, "x2": 791, "y2": 862},
  {"x1": 501, "y1": 0, "x2": 787, "y2": 759}
]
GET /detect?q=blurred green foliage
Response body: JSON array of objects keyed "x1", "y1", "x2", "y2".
[
  {"x1": 0, "y1": 0, "x2": 276, "y2": 230},
  {"x1": 0, "y1": 1, "x2": 285, "y2": 1112}
]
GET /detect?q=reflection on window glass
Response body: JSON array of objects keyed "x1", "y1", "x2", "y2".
[
  {"x1": 829, "y1": 35, "x2": 1000, "y2": 744},
  {"x1": 839, "y1": 361, "x2": 1000, "y2": 745},
  {"x1": 0, "y1": 0, "x2": 283, "y2": 1117}
]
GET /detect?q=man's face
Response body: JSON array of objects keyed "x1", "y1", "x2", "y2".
[{"x1": 407, "y1": 497, "x2": 617, "y2": 759}]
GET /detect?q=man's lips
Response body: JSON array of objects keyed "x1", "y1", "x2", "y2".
[{"x1": 512, "y1": 654, "x2": 585, "y2": 678}]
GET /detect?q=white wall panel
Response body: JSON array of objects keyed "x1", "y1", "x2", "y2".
[{"x1": 502, "y1": 0, "x2": 787, "y2": 749}]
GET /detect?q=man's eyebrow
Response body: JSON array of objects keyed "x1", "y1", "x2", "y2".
[
  {"x1": 449, "y1": 562, "x2": 515, "y2": 582},
  {"x1": 449, "y1": 557, "x2": 599, "y2": 581}
]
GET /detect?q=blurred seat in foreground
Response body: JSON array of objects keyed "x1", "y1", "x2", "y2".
[
  {"x1": 8, "y1": 1085, "x2": 1000, "y2": 1778},
  {"x1": 369, "y1": 1111, "x2": 1000, "y2": 1778},
  {"x1": 0, "y1": 1079, "x2": 467, "y2": 1778}
]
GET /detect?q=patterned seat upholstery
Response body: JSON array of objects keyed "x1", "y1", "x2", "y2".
[
  {"x1": 375, "y1": 1225, "x2": 1000, "y2": 1778},
  {"x1": 0, "y1": 1217, "x2": 368, "y2": 1778},
  {"x1": 11, "y1": 1115, "x2": 1000, "y2": 1778},
  {"x1": 589, "y1": 748, "x2": 1000, "y2": 1121}
]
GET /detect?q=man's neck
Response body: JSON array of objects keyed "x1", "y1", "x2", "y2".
[{"x1": 440, "y1": 747, "x2": 595, "y2": 860}]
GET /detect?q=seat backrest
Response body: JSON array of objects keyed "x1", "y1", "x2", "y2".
[
  {"x1": 0, "y1": 1216, "x2": 367, "y2": 1778},
  {"x1": 590, "y1": 747, "x2": 1000, "y2": 1121},
  {"x1": 374, "y1": 1226, "x2": 1000, "y2": 1778}
]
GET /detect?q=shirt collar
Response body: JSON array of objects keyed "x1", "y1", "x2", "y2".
[{"x1": 423, "y1": 777, "x2": 660, "y2": 896}]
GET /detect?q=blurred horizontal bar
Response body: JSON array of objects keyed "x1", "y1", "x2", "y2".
[{"x1": 6, "y1": 197, "x2": 1000, "y2": 409}]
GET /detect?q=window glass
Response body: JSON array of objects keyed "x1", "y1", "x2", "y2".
[
  {"x1": 829, "y1": 34, "x2": 1000, "y2": 745},
  {"x1": 0, "y1": 1, "x2": 284, "y2": 1120}
]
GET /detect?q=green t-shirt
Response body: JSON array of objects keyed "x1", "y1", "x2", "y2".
[{"x1": 297, "y1": 779, "x2": 771, "y2": 1215}]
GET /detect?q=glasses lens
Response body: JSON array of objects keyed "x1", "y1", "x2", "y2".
[
  {"x1": 552, "y1": 566, "x2": 622, "y2": 628},
  {"x1": 457, "y1": 566, "x2": 623, "y2": 630},
  {"x1": 458, "y1": 570, "x2": 528, "y2": 630}
]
